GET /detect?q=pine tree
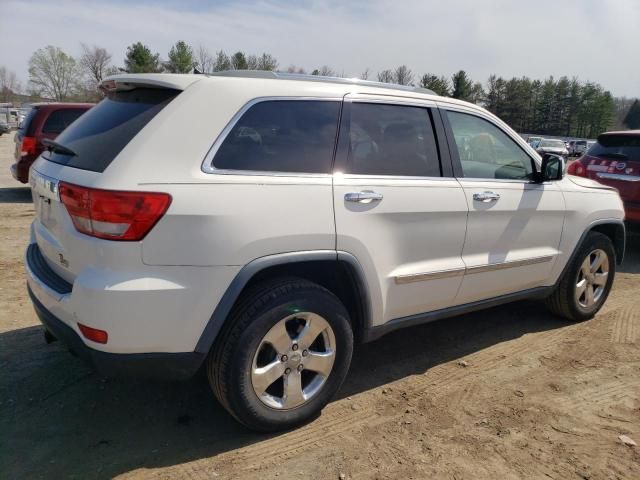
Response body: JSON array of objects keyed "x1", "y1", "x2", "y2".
[
  {"x1": 124, "y1": 42, "x2": 162, "y2": 73},
  {"x1": 623, "y1": 99, "x2": 640, "y2": 129}
]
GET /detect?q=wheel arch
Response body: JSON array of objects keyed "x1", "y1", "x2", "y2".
[
  {"x1": 194, "y1": 251, "x2": 371, "y2": 355},
  {"x1": 589, "y1": 221, "x2": 625, "y2": 264}
]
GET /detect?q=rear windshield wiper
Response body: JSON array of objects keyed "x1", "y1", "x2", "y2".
[
  {"x1": 43, "y1": 139, "x2": 77, "y2": 157},
  {"x1": 596, "y1": 152, "x2": 628, "y2": 160}
]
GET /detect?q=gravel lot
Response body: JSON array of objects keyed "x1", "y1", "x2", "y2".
[{"x1": 0, "y1": 131, "x2": 638, "y2": 479}]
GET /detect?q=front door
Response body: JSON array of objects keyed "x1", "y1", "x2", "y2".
[
  {"x1": 441, "y1": 107, "x2": 565, "y2": 305},
  {"x1": 333, "y1": 96, "x2": 468, "y2": 325}
]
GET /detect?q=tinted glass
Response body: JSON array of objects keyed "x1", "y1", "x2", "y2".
[
  {"x1": 45, "y1": 88, "x2": 179, "y2": 173},
  {"x1": 447, "y1": 111, "x2": 533, "y2": 180},
  {"x1": 42, "y1": 108, "x2": 87, "y2": 134},
  {"x1": 19, "y1": 107, "x2": 39, "y2": 136},
  {"x1": 344, "y1": 103, "x2": 440, "y2": 177},
  {"x1": 213, "y1": 100, "x2": 340, "y2": 173},
  {"x1": 589, "y1": 135, "x2": 640, "y2": 161}
]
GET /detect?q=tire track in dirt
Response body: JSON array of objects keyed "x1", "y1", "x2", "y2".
[
  {"x1": 207, "y1": 325, "x2": 573, "y2": 473},
  {"x1": 610, "y1": 307, "x2": 637, "y2": 344}
]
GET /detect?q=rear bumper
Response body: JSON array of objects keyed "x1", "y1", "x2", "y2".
[{"x1": 28, "y1": 285, "x2": 204, "y2": 379}]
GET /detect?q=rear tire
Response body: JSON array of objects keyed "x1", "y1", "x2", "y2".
[
  {"x1": 545, "y1": 231, "x2": 615, "y2": 321},
  {"x1": 207, "y1": 277, "x2": 353, "y2": 432}
]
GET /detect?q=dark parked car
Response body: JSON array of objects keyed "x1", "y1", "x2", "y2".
[
  {"x1": 567, "y1": 130, "x2": 640, "y2": 223},
  {"x1": 11, "y1": 103, "x2": 92, "y2": 183}
]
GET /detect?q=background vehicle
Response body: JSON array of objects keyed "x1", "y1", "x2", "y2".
[
  {"x1": 11, "y1": 103, "x2": 92, "y2": 183},
  {"x1": 570, "y1": 140, "x2": 588, "y2": 157},
  {"x1": 567, "y1": 130, "x2": 640, "y2": 223},
  {"x1": 0, "y1": 118, "x2": 9, "y2": 135},
  {"x1": 527, "y1": 136, "x2": 542, "y2": 148},
  {"x1": 25, "y1": 72, "x2": 625, "y2": 432},
  {"x1": 536, "y1": 138, "x2": 569, "y2": 157}
]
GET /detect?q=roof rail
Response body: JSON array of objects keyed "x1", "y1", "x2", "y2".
[{"x1": 208, "y1": 70, "x2": 436, "y2": 96}]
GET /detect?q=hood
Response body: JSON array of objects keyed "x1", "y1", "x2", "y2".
[{"x1": 567, "y1": 174, "x2": 618, "y2": 191}]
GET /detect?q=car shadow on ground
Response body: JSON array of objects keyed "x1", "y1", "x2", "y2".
[
  {"x1": 1, "y1": 300, "x2": 570, "y2": 479},
  {"x1": 2, "y1": 236, "x2": 638, "y2": 479},
  {"x1": 0, "y1": 187, "x2": 31, "y2": 204}
]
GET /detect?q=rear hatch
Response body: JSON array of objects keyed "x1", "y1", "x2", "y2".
[
  {"x1": 30, "y1": 85, "x2": 181, "y2": 284},
  {"x1": 581, "y1": 133, "x2": 640, "y2": 202}
]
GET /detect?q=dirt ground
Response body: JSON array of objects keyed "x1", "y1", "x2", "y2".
[{"x1": 0, "y1": 130, "x2": 638, "y2": 480}]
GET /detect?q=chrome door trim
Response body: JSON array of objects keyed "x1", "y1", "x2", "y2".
[
  {"x1": 395, "y1": 267, "x2": 465, "y2": 284},
  {"x1": 465, "y1": 255, "x2": 554, "y2": 275},
  {"x1": 596, "y1": 173, "x2": 640, "y2": 182},
  {"x1": 394, "y1": 255, "x2": 555, "y2": 284},
  {"x1": 200, "y1": 96, "x2": 343, "y2": 177}
]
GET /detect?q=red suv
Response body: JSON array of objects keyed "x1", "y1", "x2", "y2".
[
  {"x1": 567, "y1": 130, "x2": 640, "y2": 223},
  {"x1": 11, "y1": 103, "x2": 93, "y2": 183}
]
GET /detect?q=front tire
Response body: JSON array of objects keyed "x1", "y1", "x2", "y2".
[
  {"x1": 208, "y1": 277, "x2": 353, "y2": 432},
  {"x1": 545, "y1": 231, "x2": 616, "y2": 321}
]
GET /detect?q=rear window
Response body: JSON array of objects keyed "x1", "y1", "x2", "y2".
[
  {"x1": 212, "y1": 100, "x2": 341, "y2": 173},
  {"x1": 589, "y1": 135, "x2": 640, "y2": 161},
  {"x1": 44, "y1": 88, "x2": 179, "y2": 173},
  {"x1": 19, "y1": 107, "x2": 39, "y2": 136},
  {"x1": 42, "y1": 108, "x2": 88, "y2": 134}
]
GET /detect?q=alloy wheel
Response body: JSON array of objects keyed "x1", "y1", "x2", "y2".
[
  {"x1": 575, "y1": 248, "x2": 609, "y2": 309},
  {"x1": 251, "y1": 312, "x2": 336, "y2": 410}
]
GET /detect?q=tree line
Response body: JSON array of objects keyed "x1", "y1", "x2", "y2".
[{"x1": 1, "y1": 40, "x2": 638, "y2": 136}]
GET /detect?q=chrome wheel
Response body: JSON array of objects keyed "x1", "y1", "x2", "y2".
[
  {"x1": 575, "y1": 249, "x2": 609, "y2": 309},
  {"x1": 251, "y1": 312, "x2": 336, "y2": 410}
]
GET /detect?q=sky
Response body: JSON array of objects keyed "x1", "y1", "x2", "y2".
[{"x1": 1, "y1": 0, "x2": 638, "y2": 97}]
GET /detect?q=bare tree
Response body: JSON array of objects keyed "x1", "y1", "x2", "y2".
[
  {"x1": 196, "y1": 46, "x2": 215, "y2": 73},
  {"x1": 0, "y1": 66, "x2": 20, "y2": 102},
  {"x1": 360, "y1": 68, "x2": 370, "y2": 80},
  {"x1": 256, "y1": 53, "x2": 278, "y2": 71},
  {"x1": 287, "y1": 64, "x2": 306, "y2": 74},
  {"x1": 317, "y1": 65, "x2": 336, "y2": 77},
  {"x1": 28, "y1": 46, "x2": 79, "y2": 101},
  {"x1": 377, "y1": 69, "x2": 394, "y2": 83},
  {"x1": 213, "y1": 50, "x2": 231, "y2": 71},
  {"x1": 394, "y1": 65, "x2": 414, "y2": 86},
  {"x1": 79, "y1": 44, "x2": 116, "y2": 88}
]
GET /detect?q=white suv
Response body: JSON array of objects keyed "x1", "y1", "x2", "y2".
[{"x1": 25, "y1": 72, "x2": 625, "y2": 431}]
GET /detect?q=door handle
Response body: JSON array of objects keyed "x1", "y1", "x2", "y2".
[
  {"x1": 345, "y1": 191, "x2": 383, "y2": 204},
  {"x1": 473, "y1": 191, "x2": 501, "y2": 203}
]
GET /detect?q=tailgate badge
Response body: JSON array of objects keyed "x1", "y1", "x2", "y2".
[
  {"x1": 58, "y1": 253, "x2": 69, "y2": 268},
  {"x1": 616, "y1": 162, "x2": 626, "y2": 171}
]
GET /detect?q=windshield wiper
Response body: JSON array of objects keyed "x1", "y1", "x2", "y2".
[{"x1": 43, "y1": 139, "x2": 77, "y2": 157}]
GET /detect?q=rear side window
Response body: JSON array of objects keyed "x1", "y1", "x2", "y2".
[
  {"x1": 42, "y1": 109, "x2": 87, "y2": 134},
  {"x1": 19, "y1": 107, "x2": 39, "y2": 136},
  {"x1": 45, "y1": 88, "x2": 179, "y2": 173},
  {"x1": 343, "y1": 103, "x2": 440, "y2": 177},
  {"x1": 589, "y1": 135, "x2": 640, "y2": 160},
  {"x1": 212, "y1": 100, "x2": 341, "y2": 173}
]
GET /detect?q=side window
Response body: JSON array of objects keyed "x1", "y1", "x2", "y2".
[
  {"x1": 344, "y1": 103, "x2": 440, "y2": 177},
  {"x1": 212, "y1": 100, "x2": 341, "y2": 173},
  {"x1": 42, "y1": 109, "x2": 87, "y2": 134},
  {"x1": 446, "y1": 111, "x2": 534, "y2": 180}
]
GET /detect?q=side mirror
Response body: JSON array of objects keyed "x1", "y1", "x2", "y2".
[{"x1": 535, "y1": 154, "x2": 564, "y2": 182}]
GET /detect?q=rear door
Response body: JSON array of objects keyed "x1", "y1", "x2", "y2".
[
  {"x1": 333, "y1": 95, "x2": 468, "y2": 325},
  {"x1": 441, "y1": 106, "x2": 564, "y2": 304}
]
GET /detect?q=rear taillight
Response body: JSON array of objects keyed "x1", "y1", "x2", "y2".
[
  {"x1": 21, "y1": 136, "x2": 37, "y2": 157},
  {"x1": 567, "y1": 160, "x2": 586, "y2": 176},
  {"x1": 58, "y1": 182, "x2": 171, "y2": 241}
]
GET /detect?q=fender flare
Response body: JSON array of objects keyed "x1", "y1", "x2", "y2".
[{"x1": 194, "y1": 250, "x2": 372, "y2": 354}]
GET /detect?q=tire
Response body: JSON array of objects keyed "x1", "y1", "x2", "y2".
[
  {"x1": 545, "y1": 231, "x2": 616, "y2": 321},
  {"x1": 207, "y1": 277, "x2": 353, "y2": 432}
]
